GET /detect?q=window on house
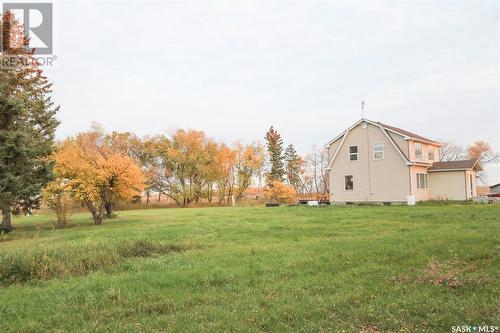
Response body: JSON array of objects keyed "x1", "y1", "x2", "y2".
[
  {"x1": 414, "y1": 143, "x2": 423, "y2": 161},
  {"x1": 348, "y1": 146, "x2": 358, "y2": 161},
  {"x1": 428, "y1": 147, "x2": 435, "y2": 161},
  {"x1": 345, "y1": 175, "x2": 354, "y2": 190},
  {"x1": 416, "y1": 173, "x2": 428, "y2": 189},
  {"x1": 373, "y1": 143, "x2": 384, "y2": 160}
]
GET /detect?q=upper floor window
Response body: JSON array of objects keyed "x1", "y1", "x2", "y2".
[
  {"x1": 348, "y1": 146, "x2": 358, "y2": 161},
  {"x1": 428, "y1": 147, "x2": 435, "y2": 161},
  {"x1": 414, "y1": 143, "x2": 423, "y2": 161},
  {"x1": 416, "y1": 173, "x2": 428, "y2": 189},
  {"x1": 373, "y1": 143, "x2": 384, "y2": 160}
]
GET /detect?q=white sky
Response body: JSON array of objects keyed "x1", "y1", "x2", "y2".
[{"x1": 44, "y1": 0, "x2": 499, "y2": 184}]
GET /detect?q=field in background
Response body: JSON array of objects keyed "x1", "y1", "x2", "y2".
[{"x1": 0, "y1": 204, "x2": 499, "y2": 332}]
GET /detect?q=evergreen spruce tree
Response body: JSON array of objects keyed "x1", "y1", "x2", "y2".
[
  {"x1": 0, "y1": 12, "x2": 59, "y2": 229},
  {"x1": 284, "y1": 144, "x2": 302, "y2": 192},
  {"x1": 264, "y1": 126, "x2": 284, "y2": 184}
]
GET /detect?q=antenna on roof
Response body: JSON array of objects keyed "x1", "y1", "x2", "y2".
[{"x1": 361, "y1": 101, "x2": 365, "y2": 119}]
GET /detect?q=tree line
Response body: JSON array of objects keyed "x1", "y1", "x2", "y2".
[{"x1": 42, "y1": 124, "x2": 330, "y2": 226}]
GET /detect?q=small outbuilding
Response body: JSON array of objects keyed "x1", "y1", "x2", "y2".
[
  {"x1": 428, "y1": 160, "x2": 483, "y2": 201},
  {"x1": 490, "y1": 183, "x2": 500, "y2": 194}
]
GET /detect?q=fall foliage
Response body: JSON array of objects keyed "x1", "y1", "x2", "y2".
[
  {"x1": 149, "y1": 130, "x2": 264, "y2": 206},
  {"x1": 265, "y1": 180, "x2": 297, "y2": 204},
  {"x1": 52, "y1": 127, "x2": 144, "y2": 224},
  {"x1": 42, "y1": 178, "x2": 73, "y2": 225}
]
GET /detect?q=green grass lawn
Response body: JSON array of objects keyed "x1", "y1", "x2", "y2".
[{"x1": 0, "y1": 204, "x2": 499, "y2": 332}]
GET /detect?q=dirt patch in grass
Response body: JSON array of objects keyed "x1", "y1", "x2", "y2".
[
  {"x1": 0, "y1": 239, "x2": 197, "y2": 285},
  {"x1": 416, "y1": 259, "x2": 494, "y2": 288},
  {"x1": 417, "y1": 260, "x2": 466, "y2": 288},
  {"x1": 391, "y1": 259, "x2": 494, "y2": 289}
]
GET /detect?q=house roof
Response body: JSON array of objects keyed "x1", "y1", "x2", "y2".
[
  {"x1": 428, "y1": 159, "x2": 483, "y2": 172},
  {"x1": 376, "y1": 122, "x2": 441, "y2": 145},
  {"x1": 490, "y1": 183, "x2": 500, "y2": 188},
  {"x1": 325, "y1": 118, "x2": 441, "y2": 147}
]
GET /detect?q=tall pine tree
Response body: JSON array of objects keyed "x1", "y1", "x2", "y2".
[
  {"x1": 264, "y1": 126, "x2": 284, "y2": 184},
  {"x1": 284, "y1": 144, "x2": 302, "y2": 193},
  {"x1": 0, "y1": 12, "x2": 59, "y2": 229}
]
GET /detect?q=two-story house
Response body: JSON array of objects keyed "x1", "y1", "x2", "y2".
[{"x1": 325, "y1": 119, "x2": 482, "y2": 203}]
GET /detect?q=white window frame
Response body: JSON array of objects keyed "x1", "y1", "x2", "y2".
[
  {"x1": 428, "y1": 147, "x2": 435, "y2": 161},
  {"x1": 344, "y1": 175, "x2": 354, "y2": 191},
  {"x1": 348, "y1": 145, "x2": 358, "y2": 162},
  {"x1": 373, "y1": 143, "x2": 384, "y2": 160},
  {"x1": 414, "y1": 143, "x2": 423, "y2": 161},
  {"x1": 416, "y1": 173, "x2": 428, "y2": 189}
]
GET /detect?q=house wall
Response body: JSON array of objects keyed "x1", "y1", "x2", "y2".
[
  {"x1": 329, "y1": 122, "x2": 410, "y2": 202},
  {"x1": 410, "y1": 165, "x2": 430, "y2": 201},
  {"x1": 428, "y1": 171, "x2": 467, "y2": 200},
  {"x1": 491, "y1": 184, "x2": 500, "y2": 193},
  {"x1": 408, "y1": 141, "x2": 440, "y2": 163}
]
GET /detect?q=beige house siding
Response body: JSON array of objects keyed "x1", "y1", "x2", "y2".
[
  {"x1": 388, "y1": 132, "x2": 409, "y2": 159},
  {"x1": 429, "y1": 171, "x2": 467, "y2": 200},
  {"x1": 329, "y1": 122, "x2": 410, "y2": 202}
]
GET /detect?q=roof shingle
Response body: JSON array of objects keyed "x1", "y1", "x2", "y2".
[
  {"x1": 377, "y1": 122, "x2": 440, "y2": 144},
  {"x1": 428, "y1": 159, "x2": 481, "y2": 171}
]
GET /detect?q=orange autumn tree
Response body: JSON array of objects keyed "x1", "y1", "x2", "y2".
[
  {"x1": 203, "y1": 140, "x2": 229, "y2": 203},
  {"x1": 265, "y1": 180, "x2": 297, "y2": 204},
  {"x1": 156, "y1": 129, "x2": 209, "y2": 206},
  {"x1": 214, "y1": 144, "x2": 237, "y2": 203},
  {"x1": 52, "y1": 127, "x2": 144, "y2": 224},
  {"x1": 231, "y1": 142, "x2": 264, "y2": 203}
]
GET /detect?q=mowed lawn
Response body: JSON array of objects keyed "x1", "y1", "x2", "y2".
[{"x1": 0, "y1": 204, "x2": 499, "y2": 332}]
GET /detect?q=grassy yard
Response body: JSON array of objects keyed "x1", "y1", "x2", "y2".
[{"x1": 0, "y1": 204, "x2": 498, "y2": 332}]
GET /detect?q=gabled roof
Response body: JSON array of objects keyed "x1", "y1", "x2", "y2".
[
  {"x1": 325, "y1": 118, "x2": 441, "y2": 147},
  {"x1": 325, "y1": 119, "x2": 412, "y2": 169},
  {"x1": 428, "y1": 159, "x2": 483, "y2": 172},
  {"x1": 376, "y1": 122, "x2": 441, "y2": 145},
  {"x1": 490, "y1": 183, "x2": 500, "y2": 188}
]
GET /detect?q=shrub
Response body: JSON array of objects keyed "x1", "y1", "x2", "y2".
[
  {"x1": 42, "y1": 179, "x2": 74, "y2": 225},
  {"x1": 0, "y1": 243, "x2": 120, "y2": 283},
  {"x1": 0, "y1": 240, "x2": 193, "y2": 284},
  {"x1": 117, "y1": 239, "x2": 188, "y2": 258},
  {"x1": 265, "y1": 180, "x2": 297, "y2": 204}
]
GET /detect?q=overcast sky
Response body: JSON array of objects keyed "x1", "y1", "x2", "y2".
[{"x1": 44, "y1": 0, "x2": 499, "y2": 183}]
